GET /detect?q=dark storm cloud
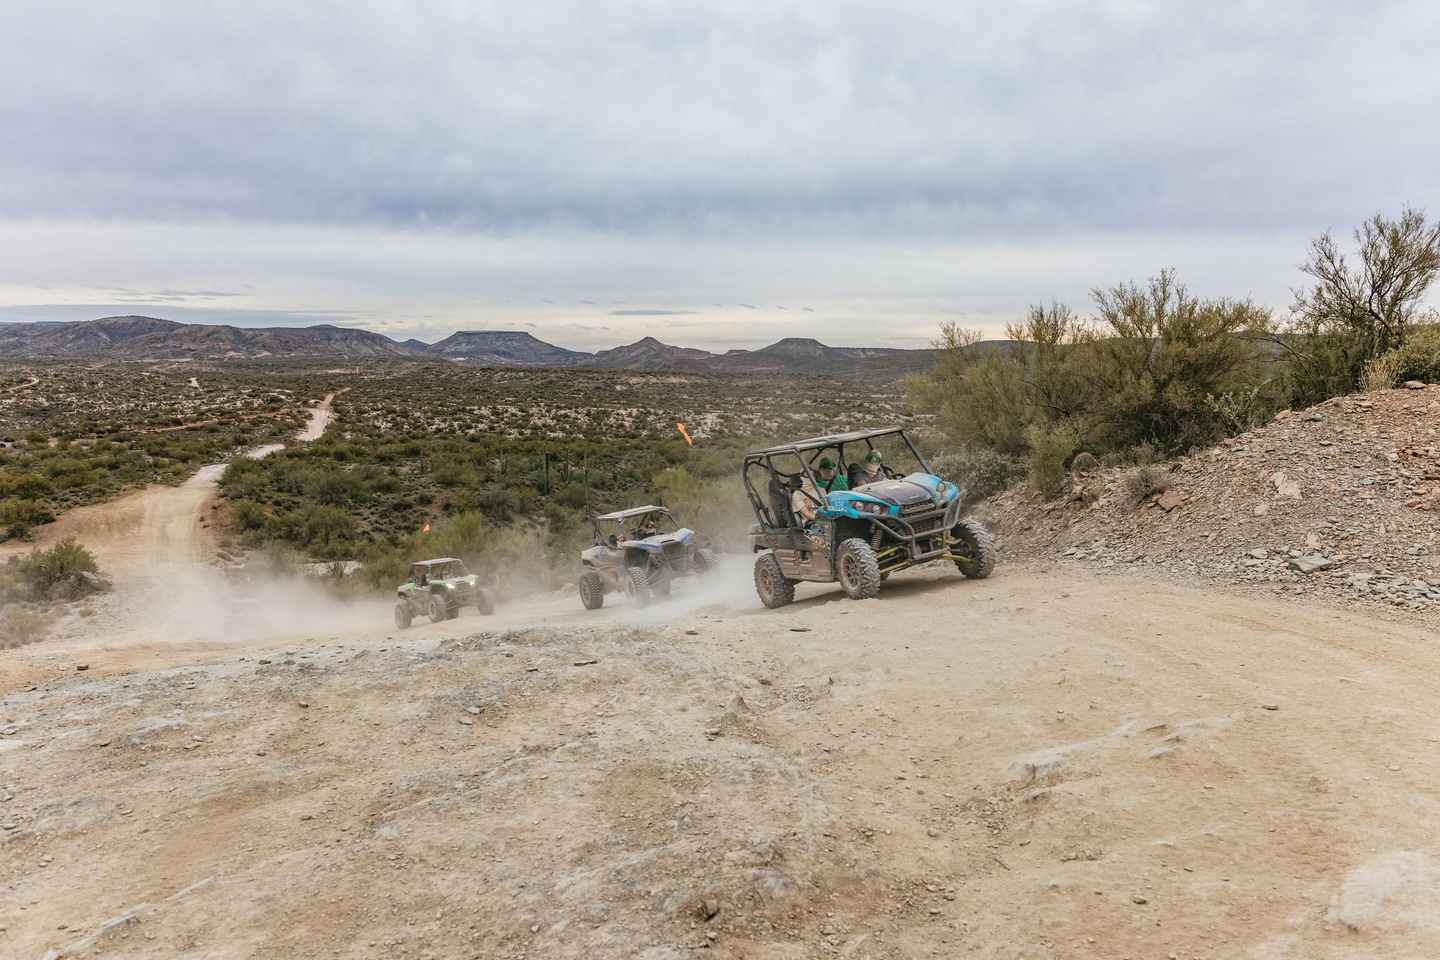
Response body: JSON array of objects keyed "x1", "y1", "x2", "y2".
[{"x1": 4, "y1": 1, "x2": 1437, "y2": 236}]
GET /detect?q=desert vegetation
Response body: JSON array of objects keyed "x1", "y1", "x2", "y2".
[
  {"x1": 0, "y1": 364, "x2": 312, "y2": 539},
  {"x1": 910, "y1": 207, "x2": 1440, "y2": 497}
]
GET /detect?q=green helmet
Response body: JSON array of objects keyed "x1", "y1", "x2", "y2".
[
  {"x1": 817, "y1": 456, "x2": 836, "y2": 470},
  {"x1": 864, "y1": 450, "x2": 883, "y2": 465}
]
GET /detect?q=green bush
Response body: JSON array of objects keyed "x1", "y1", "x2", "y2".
[
  {"x1": 1392, "y1": 326, "x2": 1440, "y2": 383},
  {"x1": 11, "y1": 537, "x2": 101, "y2": 601},
  {"x1": 1025, "y1": 422, "x2": 1081, "y2": 499},
  {"x1": 928, "y1": 447, "x2": 1023, "y2": 506}
]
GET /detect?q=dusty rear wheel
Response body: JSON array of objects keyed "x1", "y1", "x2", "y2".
[
  {"x1": 652, "y1": 571, "x2": 672, "y2": 596},
  {"x1": 474, "y1": 590, "x2": 495, "y2": 616},
  {"x1": 753, "y1": 552, "x2": 795, "y2": 609},
  {"x1": 624, "y1": 566, "x2": 652, "y2": 608},
  {"x1": 694, "y1": 547, "x2": 718, "y2": 574},
  {"x1": 951, "y1": 519, "x2": 996, "y2": 579},
  {"x1": 579, "y1": 571, "x2": 605, "y2": 610},
  {"x1": 837, "y1": 538, "x2": 881, "y2": 600},
  {"x1": 394, "y1": 602, "x2": 413, "y2": 630}
]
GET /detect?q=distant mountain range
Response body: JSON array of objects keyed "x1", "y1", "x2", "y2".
[{"x1": 0, "y1": 316, "x2": 955, "y2": 376}]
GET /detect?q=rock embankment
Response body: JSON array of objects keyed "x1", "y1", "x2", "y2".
[{"x1": 986, "y1": 383, "x2": 1440, "y2": 612}]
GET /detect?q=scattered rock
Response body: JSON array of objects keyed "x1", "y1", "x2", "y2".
[
  {"x1": 75, "y1": 664, "x2": 90, "y2": 672},
  {"x1": 1288, "y1": 554, "x2": 1335, "y2": 574},
  {"x1": 1261, "y1": 703, "x2": 1280, "y2": 711},
  {"x1": 1132, "y1": 894, "x2": 1149, "y2": 905},
  {"x1": 1154, "y1": 490, "x2": 1186, "y2": 512},
  {"x1": 1403, "y1": 380, "x2": 1427, "y2": 390},
  {"x1": 1271, "y1": 471, "x2": 1301, "y2": 499},
  {"x1": 572, "y1": 659, "x2": 599, "y2": 667}
]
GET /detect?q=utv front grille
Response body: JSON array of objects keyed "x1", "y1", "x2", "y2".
[{"x1": 900, "y1": 501, "x2": 933, "y2": 515}]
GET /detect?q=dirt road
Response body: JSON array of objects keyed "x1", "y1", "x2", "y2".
[{"x1": 3, "y1": 561, "x2": 1437, "y2": 959}]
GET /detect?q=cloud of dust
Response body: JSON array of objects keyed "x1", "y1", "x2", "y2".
[
  {"x1": 123, "y1": 562, "x2": 393, "y2": 645},
  {"x1": 595, "y1": 554, "x2": 764, "y2": 627}
]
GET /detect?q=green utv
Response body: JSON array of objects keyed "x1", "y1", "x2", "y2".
[
  {"x1": 394, "y1": 558, "x2": 494, "y2": 629},
  {"x1": 742, "y1": 427, "x2": 996, "y2": 608}
]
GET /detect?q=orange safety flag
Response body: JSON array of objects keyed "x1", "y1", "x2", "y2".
[{"x1": 676, "y1": 421, "x2": 694, "y2": 446}]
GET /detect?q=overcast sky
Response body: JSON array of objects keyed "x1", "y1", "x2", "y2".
[{"x1": 2, "y1": 0, "x2": 1437, "y2": 350}]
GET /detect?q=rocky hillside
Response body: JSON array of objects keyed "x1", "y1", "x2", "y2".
[
  {"x1": 426, "y1": 330, "x2": 590, "y2": 366},
  {"x1": 984, "y1": 383, "x2": 1440, "y2": 612}
]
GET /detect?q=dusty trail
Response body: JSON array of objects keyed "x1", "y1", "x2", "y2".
[
  {"x1": 2, "y1": 559, "x2": 1438, "y2": 959},
  {"x1": 0, "y1": 395, "x2": 347, "y2": 674}
]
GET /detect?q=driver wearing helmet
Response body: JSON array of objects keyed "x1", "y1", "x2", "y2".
[{"x1": 858, "y1": 450, "x2": 887, "y2": 485}]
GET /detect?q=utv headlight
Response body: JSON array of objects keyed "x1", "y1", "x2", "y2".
[{"x1": 855, "y1": 501, "x2": 887, "y2": 516}]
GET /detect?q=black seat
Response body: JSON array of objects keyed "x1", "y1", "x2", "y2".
[
  {"x1": 767, "y1": 475, "x2": 797, "y2": 530},
  {"x1": 847, "y1": 462, "x2": 866, "y2": 488}
]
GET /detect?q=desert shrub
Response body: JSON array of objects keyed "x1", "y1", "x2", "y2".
[
  {"x1": 1279, "y1": 208, "x2": 1440, "y2": 401},
  {"x1": 1070, "y1": 451, "x2": 1100, "y2": 475},
  {"x1": 910, "y1": 272, "x2": 1275, "y2": 485},
  {"x1": 1392, "y1": 325, "x2": 1440, "y2": 383},
  {"x1": 928, "y1": 447, "x2": 1023, "y2": 506},
  {"x1": 0, "y1": 498, "x2": 55, "y2": 540},
  {"x1": 652, "y1": 466, "x2": 754, "y2": 550},
  {"x1": 1359, "y1": 351, "x2": 1404, "y2": 393},
  {"x1": 230, "y1": 499, "x2": 269, "y2": 531},
  {"x1": 1025, "y1": 422, "x2": 1081, "y2": 499},
  {"x1": 11, "y1": 537, "x2": 101, "y2": 601},
  {"x1": 1120, "y1": 464, "x2": 1172, "y2": 509},
  {"x1": 0, "y1": 604, "x2": 48, "y2": 649}
]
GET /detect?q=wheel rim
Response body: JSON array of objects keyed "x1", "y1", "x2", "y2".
[
  {"x1": 840, "y1": 553, "x2": 856, "y2": 587},
  {"x1": 758, "y1": 562, "x2": 775, "y2": 599}
]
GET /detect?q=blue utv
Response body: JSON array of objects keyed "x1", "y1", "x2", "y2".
[{"x1": 741, "y1": 427, "x2": 996, "y2": 608}]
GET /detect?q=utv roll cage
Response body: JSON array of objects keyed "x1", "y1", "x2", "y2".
[{"x1": 740, "y1": 427, "x2": 930, "y2": 530}]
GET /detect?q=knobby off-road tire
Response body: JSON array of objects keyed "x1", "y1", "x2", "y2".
[
  {"x1": 578, "y1": 571, "x2": 605, "y2": 610},
  {"x1": 429, "y1": 595, "x2": 452, "y2": 623},
  {"x1": 394, "y1": 602, "x2": 413, "y2": 630},
  {"x1": 474, "y1": 590, "x2": 495, "y2": 616},
  {"x1": 753, "y1": 551, "x2": 796, "y2": 609},
  {"x1": 625, "y1": 565, "x2": 652, "y2": 608},
  {"x1": 837, "y1": 538, "x2": 882, "y2": 600},
  {"x1": 652, "y1": 571, "x2": 672, "y2": 596},
  {"x1": 951, "y1": 518, "x2": 997, "y2": 579}
]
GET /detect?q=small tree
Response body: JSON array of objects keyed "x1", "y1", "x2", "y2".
[{"x1": 1282, "y1": 207, "x2": 1440, "y2": 400}]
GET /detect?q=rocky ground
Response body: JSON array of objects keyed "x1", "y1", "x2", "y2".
[
  {"x1": 5, "y1": 564, "x2": 1440, "y2": 959},
  {"x1": 984, "y1": 383, "x2": 1440, "y2": 616}
]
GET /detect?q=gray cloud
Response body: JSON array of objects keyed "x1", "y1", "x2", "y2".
[
  {"x1": 1, "y1": 2, "x2": 1438, "y2": 347},
  {"x1": 608, "y1": 309, "x2": 696, "y2": 316},
  {"x1": 3, "y1": 1, "x2": 1436, "y2": 235}
]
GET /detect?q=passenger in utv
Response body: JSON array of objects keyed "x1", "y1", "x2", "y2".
[{"x1": 815, "y1": 456, "x2": 848, "y2": 493}]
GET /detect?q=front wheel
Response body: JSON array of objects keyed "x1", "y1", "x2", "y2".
[
  {"x1": 753, "y1": 552, "x2": 796, "y2": 609},
  {"x1": 951, "y1": 519, "x2": 997, "y2": 579},
  {"x1": 578, "y1": 571, "x2": 605, "y2": 610},
  {"x1": 837, "y1": 538, "x2": 881, "y2": 600},
  {"x1": 394, "y1": 602, "x2": 413, "y2": 630},
  {"x1": 474, "y1": 590, "x2": 495, "y2": 616},
  {"x1": 625, "y1": 566, "x2": 652, "y2": 608},
  {"x1": 429, "y1": 595, "x2": 451, "y2": 622}
]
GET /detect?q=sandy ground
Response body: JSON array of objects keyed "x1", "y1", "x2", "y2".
[{"x1": 3, "y1": 558, "x2": 1439, "y2": 960}]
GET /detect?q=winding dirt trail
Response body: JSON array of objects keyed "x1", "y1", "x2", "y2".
[{"x1": 0, "y1": 394, "x2": 334, "y2": 574}]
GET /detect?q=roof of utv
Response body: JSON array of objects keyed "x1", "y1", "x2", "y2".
[
  {"x1": 747, "y1": 426, "x2": 907, "y2": 458},
  {"x1": 412, "y1": 558, "x2": 462, "y2": 566},
  {"x1": 594, "y1": 505, "x2": 670, "y2": 522}
]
